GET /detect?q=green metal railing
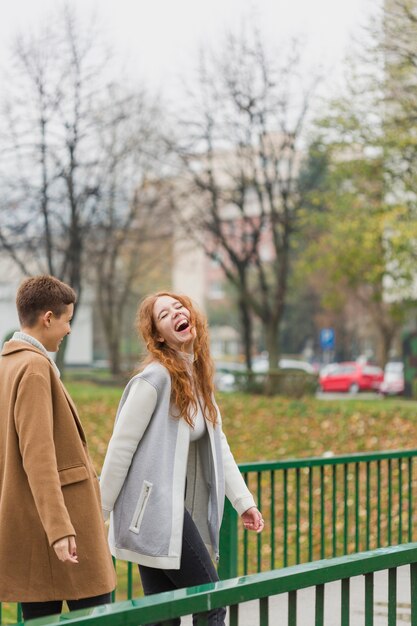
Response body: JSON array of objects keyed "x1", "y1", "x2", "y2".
[
  {"x1": 2, "y1": 449, "x2": 417, "y2": 624},
  {"x1": 6, "y1": 542, "x2": 417, "y2": 625},
  {"x1": 219, "y1": 449, "x2": 417, "y2": 579}
]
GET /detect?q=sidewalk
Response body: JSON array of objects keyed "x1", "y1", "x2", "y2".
[{"x1": 182, "y1": 565, "x2": 411, "y2": 625}]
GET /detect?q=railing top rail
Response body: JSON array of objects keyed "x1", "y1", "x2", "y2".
[
  {"x1": 238, "y1": 448, "x2": 417, "y2": 471},
  {"x1": 21, "y1": 542, "x2": 417, "y2": 626}
]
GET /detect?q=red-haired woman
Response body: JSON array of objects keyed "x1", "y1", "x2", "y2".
[{"x1": 100, "y1": 292, "x2": 263, "y2": 626}]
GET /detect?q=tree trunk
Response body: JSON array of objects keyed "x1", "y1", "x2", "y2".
[
  {"x1": 55, "y1": 297, "x2": 81, "y2": 374},
  {"x1": 376, "y1": 324, "x2": 395, "y2": 368},
  {"x1": 237, "y1": 295, "x2": 253, "y2": 371},
  {"x1": 264, "y1": 316, "x2": 280, "y2": 395},
  {"x1": 108, "y1": 333, "x2": 121, "y2": 376},
  {"x1": 97, "y1": 285, "x2": 125, "y2": 377},
  {"x1": 55, "y1": 335, "x2": 69, "y2": 374},
  {"x1": 55, "y1": 279, "x2": 82, "y2": 374}
]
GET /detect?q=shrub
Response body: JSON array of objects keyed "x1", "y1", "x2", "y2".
[{"x1": 231, "y1": 369, "x2": 318, "y2": 397}]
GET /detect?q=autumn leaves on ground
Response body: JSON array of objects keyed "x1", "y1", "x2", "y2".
[
  {"x1": 73, "y1": 381, "x2": 417, "y2": 584},
  {"x1": 2, "y1": 383, "x2": 416, "y2": 622},
  {"x1": 68, "y1": 381, "x2": 417, "y2": 471}
]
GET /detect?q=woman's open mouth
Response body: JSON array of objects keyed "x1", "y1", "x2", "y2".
[{"x1": 175, "y1": 319, "x2": 190, "y2": 333}]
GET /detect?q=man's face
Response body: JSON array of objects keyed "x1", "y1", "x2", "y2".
[{"x1": 44, "y1": 303, "x2": 74, "y2": 352}]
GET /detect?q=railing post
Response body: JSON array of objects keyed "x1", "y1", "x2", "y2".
[
  {"x1": 410, "y1": 562, "x2": 417, "y2": 626},
  {"x1": 219, "y1": 498, "x2": 238, "y2": 579}
]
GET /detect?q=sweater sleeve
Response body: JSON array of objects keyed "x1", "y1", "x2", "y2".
[
  {"x1": 14, "y1": 372, "x2": 76, "y2": 546},
  {"x1": 218, "y1": 415, "x2": 257, "y2": 516},
  {"x1": 100, "y1": 378, "x2": 157, "y2": 519}
]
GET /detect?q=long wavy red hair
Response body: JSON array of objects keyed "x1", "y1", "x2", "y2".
[{"x1": 136, "y1": 291, "x2": 218, "y2": 427}]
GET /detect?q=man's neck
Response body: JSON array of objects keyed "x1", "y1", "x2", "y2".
[{"x1": 20, "y1": 328, "x2": 46, "y2": 349}]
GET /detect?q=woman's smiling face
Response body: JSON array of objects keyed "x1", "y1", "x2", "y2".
[{"x1": 153, "y1": 295, "x2": 195, "y2": 352}]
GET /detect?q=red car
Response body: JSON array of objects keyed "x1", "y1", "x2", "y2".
[{"x1": 319, "y1": 362, "x2": 384, "y2": 393}]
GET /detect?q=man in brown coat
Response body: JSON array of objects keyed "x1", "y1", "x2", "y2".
[{"x1": 0, "y1": 276, "x2": 115, "y2": 621}]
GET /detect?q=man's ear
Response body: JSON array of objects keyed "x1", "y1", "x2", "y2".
[{"x1": 42, "y1": 311, "x2": 53, "y2": 327}]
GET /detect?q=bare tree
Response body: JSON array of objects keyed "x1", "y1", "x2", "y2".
[
  {"x1": 170, "y1": 31, "x2": 319, "y2": 378},
  {"x1": 0, "y1": 5, "x2": 167, "y2": 371},
  {"x1": 89, "y1": 86, "x2": 172, "y2": 374},
  {"x1": 0, "y1": 5, "x2": 112, "y2": 367}
]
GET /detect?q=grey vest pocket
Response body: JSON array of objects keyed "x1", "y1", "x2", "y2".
[{"x1": 129, "y1": 480, "x2": 153, "y2": 534}]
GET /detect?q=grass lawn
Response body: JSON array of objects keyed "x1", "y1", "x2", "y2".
[
  {"x1": 64, "y1": 381, "x2": 417, "y2": 471},
  {"x1": 69, "y1": 383, "x2": 417, "y2": 592},
  {"x1": 2, "y1": 384, "x2": 417, "y2": 623}
]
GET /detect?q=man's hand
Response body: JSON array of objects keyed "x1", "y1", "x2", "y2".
[
  {"x1": 53, "y1": 535, "x2": 78, "y2": 564},
  {"x1": 241, "y1": 507, "x2": 264, "y2": 533}
]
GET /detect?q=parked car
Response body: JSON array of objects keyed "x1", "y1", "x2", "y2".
[
  {"x1": 319, "y1": 362, "x2": 384, "y2": 393},
  {"x1": 379, "y1": 361, "x2": 404, "y2": 396},
  {"x1": 214, "y1": 361, "x2": 246, "y2": 392},
  {"x1": 252, "y1": 356, "x2": 315, "y2": 374}
]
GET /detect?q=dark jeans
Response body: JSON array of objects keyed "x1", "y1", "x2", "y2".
[
  {"x1": 21, "y1": 591, "x2": 111, "y2": 622},
  {"x1": 139, "y1": 508, "x2": 226, "y2": 626}
]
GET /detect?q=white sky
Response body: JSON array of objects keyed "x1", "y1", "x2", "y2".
[{"x1": 0, "y1": 0, "x2": 381, "y2": 100}]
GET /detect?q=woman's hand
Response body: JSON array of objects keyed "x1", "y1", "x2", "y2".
[
  {"x1": 241, "y1": 506, "x2": 264, "y2": 533},
  {"x1": 53, "y1": 535, "x2": 78, "y2": 564}
]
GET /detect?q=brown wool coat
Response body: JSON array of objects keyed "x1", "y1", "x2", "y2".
[{"x1": 0, "y1": 341, "x2": 116, "y2": 602}]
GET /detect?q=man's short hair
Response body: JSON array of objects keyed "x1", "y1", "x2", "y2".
[{"x1": 16, "y1": 275, "x2": 77, "y2": 328}]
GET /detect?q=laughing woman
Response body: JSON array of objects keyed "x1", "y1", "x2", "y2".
[{"x1": 100, "y1": 291, "x2": 263, "y2": 626}]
